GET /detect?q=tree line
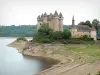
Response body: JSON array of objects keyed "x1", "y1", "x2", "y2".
[
  {"x1": 78, "y1": 19, "x2": 100, "y2": 30},
  {"x1": 0, "y1": 25, "x2": 69, "y2": 37},
  {"x1": 0, "y1": 25, "x2": 37, "y2": 37},
  {"x1": 78, "y1": 19, "x2": 100, "y2": 38}
]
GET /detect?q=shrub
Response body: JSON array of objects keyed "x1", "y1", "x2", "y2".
[
  {"x1": 96, "y1": 71, "x2": 100, "y2": 75},
  {"x1": 52, "y1": 31, "x2": 63, "y2": 40},
  {"x1": 63, "y1": 29, "x2": 71, "y2": 39},
  {"x1": 34, "y1": 23, "x2": 72, "y2": 43},
  {"x1": 81, "y1": 35, "x2": 94, "y2": 41},
  {"x1": 17, "y1": 37, "x2": 27, "y2": 41}
]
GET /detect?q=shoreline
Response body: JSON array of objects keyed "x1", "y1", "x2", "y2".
[
  {"x1": 8, "y1": 40, "x2": 75, "y2": 74},
  {"x1": 8, "y1": 40, "x2": 100, "y2": 75}
]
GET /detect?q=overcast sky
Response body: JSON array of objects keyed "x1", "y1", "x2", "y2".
[{"x1": 0, "y1": 0, "x2": 100, "y2": 25}]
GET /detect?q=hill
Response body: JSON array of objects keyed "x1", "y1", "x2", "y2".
[{"x1": 0, "y1": 25, "x2": 69, "y2": 37}]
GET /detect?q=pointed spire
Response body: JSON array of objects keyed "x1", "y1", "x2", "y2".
[
  {"x1": 59, "y1": 12, "x2": 63, "y2": 18},
  {"x1": 72, "y1": 15, "x2": 75, "y2": 26},
  {"x1": 50, "y1": 13, "x2": 52, "y2": 16},
  {"x1": 37, "y1": 15, "x2": 40, "y2": 19},
  {"x1": 72, "y1": 15, "x2": 74, "y2": 21},
  {"x1": 54, "y1": 10, "x2": 58, "y2": 17},
  {"x1": 44, "y1": 12, "x2": 47, "y2": 17}
]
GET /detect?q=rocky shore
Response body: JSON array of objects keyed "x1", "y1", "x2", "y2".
[{"x1": 8, "y1": 40, "x2": 100, "y2": 75}]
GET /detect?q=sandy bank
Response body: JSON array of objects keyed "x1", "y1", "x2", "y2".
[{"x1": 8, "y1": 40, "x2": 100, "y2": 75}]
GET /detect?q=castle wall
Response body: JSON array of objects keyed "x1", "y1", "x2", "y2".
[
  {"x1": 70, "y1": 29, "x2": 90, "y2": 38},
  {"x1": 43, "y1": 17, "x2": 47, "y2": 23},
  {"x1": 90, "y1": 31, "x2": 96, "y2": 40}
]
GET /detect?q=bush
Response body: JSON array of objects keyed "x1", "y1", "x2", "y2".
[
  {"x1": 17, "y1": 37, "x2": 28, "y2": 41},
  {"x1": 96, "y1": 71, "x2": 100, "y2": 75},
  {"x1": 81, "y1": 35, "x2": 94, "y2": 41},
  {"x1": 38, "y1": 38, "x2": 53, "y2": 43},
  {"x1": 63, "y1": 29, "x2": 71, "y2": 39},
  {"x1": 52, "y1": 31, "x2": 63, "y2": 40},
  {"x1": 67, "y1": 39, "x2": 83, "y2": 44},
  {"x1": 34, "y1": 23, "x2": 72, "y2": 43}
]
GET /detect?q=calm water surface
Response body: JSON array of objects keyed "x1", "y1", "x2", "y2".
[{"x1": 0, "y1": 38, "x2": 49, "y2": 75}]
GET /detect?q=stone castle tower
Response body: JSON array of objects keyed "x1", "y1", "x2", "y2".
[{"x1": 37, "y1": 11, "x2": 64, "y2": 31}]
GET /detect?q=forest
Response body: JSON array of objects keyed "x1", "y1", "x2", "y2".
[
  {"x1": 0, "y1": 25, "x2": 37, "y2": 37},
  {"x1": 0, "y1": 25, "x2": 99, "y2": 37},
  {"x1": 0, "y1": 25, "x2": 69, "y2": 37}
]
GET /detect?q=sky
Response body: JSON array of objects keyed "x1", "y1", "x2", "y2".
[{"x1": 0, "y1": 0, "x2": 100, "y2": 25}]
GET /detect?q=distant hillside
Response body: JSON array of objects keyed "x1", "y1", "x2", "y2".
[
  {"x1": 0, "y1": 25, "x2": 70, "y2": 37},
  {"x1": 0, "y1": 25, "x2": 99, "y2": 37},
  {"x1": 0, "y1": 25, "x2": 37, "y2": 37}
]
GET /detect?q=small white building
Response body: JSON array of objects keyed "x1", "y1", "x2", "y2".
[{"x1": 90, "y1": 26, "x2": 97, "y2": 40}]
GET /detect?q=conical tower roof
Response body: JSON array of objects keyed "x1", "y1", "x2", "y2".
[
  {"x1": 43, "y1": 12, "x2": 47, "y2": 17},
  {"x1": 54, "y1": 10, "x2": 58, "y2": 17},
  {"x1": 37, "y1": 15, "x2": 40, "y2": 19},
  {"x1": 59, "y1": 12, "x2": 63, "y2": 18}
]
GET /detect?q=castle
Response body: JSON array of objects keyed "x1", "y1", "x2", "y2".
[
  {"x1": 37, "y1": 11, "x2": 97, "y2": 40},
  {"x1": 37, "y1": 11, "x2": 64, "y2": 31},
  {"x1": 70, "y1": 16, "x2": 97, "y2": 40}
]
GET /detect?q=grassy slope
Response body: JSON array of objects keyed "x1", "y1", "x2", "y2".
[{"x1": 51, "y1": 44, "x2": 100, "y2": 63}]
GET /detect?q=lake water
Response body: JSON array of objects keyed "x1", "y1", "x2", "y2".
[{"x1": 0, "y1": 38, "x2": 51, "y2": 75}]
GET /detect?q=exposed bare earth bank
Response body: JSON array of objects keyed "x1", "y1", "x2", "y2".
[{"x1": 8, "y1": 40, "x2": 100, "y2": 75}]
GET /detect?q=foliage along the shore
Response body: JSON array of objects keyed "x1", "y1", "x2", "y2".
[
  {"x1": 17, "y1": 37, "x2": 28, "y2": 41},
  {"x1": 34, "y1": 23, "x2": 71, "y2": 43}
]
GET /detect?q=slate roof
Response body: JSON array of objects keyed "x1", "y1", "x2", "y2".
[
  {"x1": 37, "y1": 11, "x2": 63, "y2": 21},
  {"x1": 70, "y1": 25, "x2": 91, "y2": 32}
]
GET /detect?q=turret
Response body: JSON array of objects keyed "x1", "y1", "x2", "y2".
[
  {"x1": 37, "y1": 15, "x2": 40, "y2": 21},
  {"x1": 53, "y1": 11, "x2": 59, "y2": 31},
  {"x1": 59, "y1": 12, "x2": 63, "y2": 19},
  {"x1": 43, "y1": 12, "x2": 47, "y2": 23},
  {"x1": 59, "y1": 12, "x2": 64, "y2": 31},
  {"x1": 53, "y1": 11, "x2": 59, "y2": 18}
]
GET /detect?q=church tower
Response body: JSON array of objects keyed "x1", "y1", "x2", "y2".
[
  {"x1": 72, "y1": 15, "x2": 75, "y2": 26},
  {"x1": 59, "y1": 12, "x2": 64, "y2": 31}
]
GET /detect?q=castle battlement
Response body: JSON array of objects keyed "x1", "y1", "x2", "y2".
[{"x1": 37, "y1": 11, "x2": 64, "y2": 31}]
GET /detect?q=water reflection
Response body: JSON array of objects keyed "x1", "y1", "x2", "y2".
[{"x1": 0, "y1": 38, "x2": 51, "y2": 75}]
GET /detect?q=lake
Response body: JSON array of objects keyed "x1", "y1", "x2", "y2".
[{"x1": 0, "y1": 38, "x2": 51, "y2": 75}]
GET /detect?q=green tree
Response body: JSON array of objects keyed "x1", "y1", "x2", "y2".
[
  {"x1": 92, "y1": 19, "x2": 100, "y2": 30},
  {"x1": 78, "y1": 21, "x2": 85, "y2": 25},
  {"x1": 96, "y1": 71, "x2": 100, "y2": 75},
  {"x1": 53, "y1": 31, "x2": 63, "y2": 40},
  {"x1": 85, "y1": 20, "x2": 92, "y2": 27},
  {"x1": 78, "y1": 20, "x2": 92, "y2": 27},
  {"x1": 63, "y1": 29, "x2": 71, "y2": 39},
  {"x1": 38, "y1": 23, "x2": 53, "y2": 35},
  {"x1": 34, "y1": 23, "x2": 54, "y2": 43}
]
